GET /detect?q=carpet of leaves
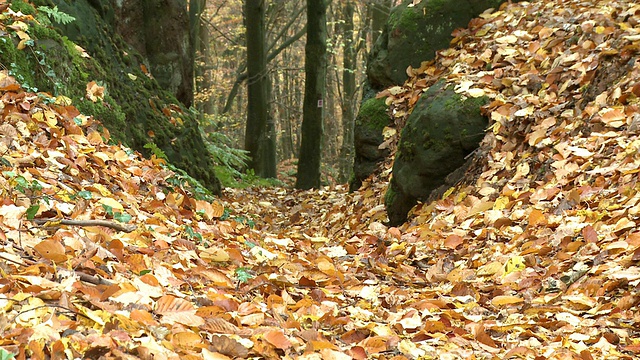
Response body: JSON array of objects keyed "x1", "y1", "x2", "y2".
[{"x1": 2, "y1": 0, "x2": 640, "y2": 359}]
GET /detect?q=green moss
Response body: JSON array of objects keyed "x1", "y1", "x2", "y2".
[
  {"x1": 356, "y1": 97, "x2": 390, "y2": 132},
  {"x1": 462, "y1": 95, "x2": 489, "y2": 113},
  {"x1": 384, "y1": 184, "x2": 397, "y2": 207},
  {"x1": 425, "y1": 0, "x2": 447, "y2": 12},
  {"x1": 3, "y1": 0, "x2": 221, "y2": 192},
  {"x1": 389, "y1": 5, "x2": 421, "y2": 33},
  {"x1": 399, "y1": 141, "x2": 416, "y2": 161},
  {"x1": 7, "y1": 0, "x2": 37, "y2": 15},
  {"x1": 0, "y1": 37, "x2": 37, "y2": 90}
]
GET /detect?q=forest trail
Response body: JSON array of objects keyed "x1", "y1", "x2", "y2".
[{"x1": 2, "y1": 0, "x2": 640, "y2": 359}]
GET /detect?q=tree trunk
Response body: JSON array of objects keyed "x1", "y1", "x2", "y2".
[
  {"x1": 369, "y1": 0, "x2": 392, "y2": 48},
  {"x1": 142, "y1": 0, "x2": 194, "y2": 107},
  {"x1": 338, "y1": 0, "x2": 356, "y2": 183},
  {"x1": 189, "y1": 0, "x2": 215, "y2": 117},
  {"x1": 245, "y1": 0, "x2": 276, "y2": 178},
  {"x1": 296, "y1": 0, "x2": 327, "y2": 189}
]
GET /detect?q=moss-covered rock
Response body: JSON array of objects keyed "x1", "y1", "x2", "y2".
[
  {"x1": 385, "y1": 80, "x2": 488, "y2": 225},
  {"x1": 2, "y1": 0, "x2": 221, "y2": 194},
  {"x1": 350, "y1": 86, "x2": 390, "y2": 191},
  {"x1": 352, "y1": 0, "x2": 507, "y2": 190},
  {"x1": 367, "y1": 0, "x2": 505, "y2": 88}
]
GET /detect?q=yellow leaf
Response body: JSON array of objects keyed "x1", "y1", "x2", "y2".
[
  {"x1": 614, "y1": 217, "x2": 635, "y2": 232},
  {"x1": 477, "y1": 261, "x2": 503, "y2": 276},
  {"x1": 467, "y1": 88, "x2": 485, "y2": 97},
  {"x1": 93, "y1": 151, "x2": 111, "y2": 163},
  {"x1": 76, "y1": 303, "x2": 111, "y2": 327},
  {"x1": 388, "y1": 86, "x2": 403, "y2": 95},
  {"x1": 55, "y1": 96, "x2": 73, "y2": 106},
  {"x1": 491, "y1": 295, "x2": 524, "y2": 306},
  {"x1": 44, "y1": 110, "x2": 57, "y2": 127},
  {"x1": 200, "y1": 247, "x2": 230, "y2": 262},
  {"x1": 317, "y1": 258, "x2": 336, "y2": 275},
  {"x1": 99, "y1": 197, "x2": 124, "y2": 211},
  {"x1": 442, "y1": 187, "x2": 456, "y2": 199},
  {"x1": 493, "y1": 196, "x2": 510, "y2": 210},
  {"x1": 504, "y1": 256, "x2": 525, "y2": 275}
]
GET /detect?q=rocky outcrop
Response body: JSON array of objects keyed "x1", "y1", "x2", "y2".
[
  {"x1": 350, "y1": 85, "x2": 389, "y2": 191},
  {"x1": 385, "y1": 80, "x2": 488, "y2": 225},
  {"x1": 368, "y1": 0, "x2": 505, "y2": 89},
  {"x1": 7, "y1": 0, "x2": 221, "y2": 193},
  {"x1": 352, "y1": 0, "x2": 506, "y2": 191}
]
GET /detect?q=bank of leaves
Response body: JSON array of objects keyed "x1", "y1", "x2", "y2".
[{"x1": 1, "y1": 1, "x2": 640, "y2": 359}]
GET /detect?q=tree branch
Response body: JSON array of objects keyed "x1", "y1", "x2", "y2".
[
  {"x1": 33, "y1": 218, "x2": 137, "y2": 233},
  {"x1": 222, "y1": 25, "x2": 307, "y2": 114}
]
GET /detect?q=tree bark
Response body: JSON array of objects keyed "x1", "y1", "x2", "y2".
[
  {"x1": 245, "y1": 0, "x2": 276, "y2": 178},
  {"x1": 369, "y1": 0, "x2": 392, "y2": 48},
  {"x1": 296, "y1": 0, "x2": 327, "y2": 189},
  {"x1": 338, "y1": 0, "x2": 356, "y2": 183},
  {"x1": 190, "y1": 0, "x2": 215, "y2": 116}
]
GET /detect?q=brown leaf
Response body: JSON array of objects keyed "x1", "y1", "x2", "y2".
[
  {"x1": 444, "y1": 234, "x2": 463, "y2": 249},
  {"x1": 33, "y1": 240, "x2": 67, "y2": 263},
  {"x1": 201, "y1": 318, "x2": 242, "y2": 335},
  {"x1": 155, "y1": 295, "x2": 204, "y2": 327},
  {"x1": 528, "y1": 209, "x2": 546, "y2": 226},
  {"x1": 156, "y1": 295, "x2": 195, "y2": 314},
  {"x1": 172, "y1": 331, "x2": 202, "y2": 350},
  {"x1": 209, "y1": 335, "x2": 249, "y2": 358},
  {"x1": 582, "y1": 225, "x2": 598, "y2": 243},
  {"x1": 263, "y1": 330, "x2": 292, "y2": 350}
]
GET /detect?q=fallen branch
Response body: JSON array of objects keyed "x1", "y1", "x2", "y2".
[
  {"x1": 32, "y1": 218, "x2": 137, "y2": 233},
  {"x1": 76, "y1": 271, "x2": 114, "y2": 286}
]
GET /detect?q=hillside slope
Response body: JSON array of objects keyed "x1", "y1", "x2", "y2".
[{"x1": 1, "y1": 0, "x2": 640, "y2": 359}]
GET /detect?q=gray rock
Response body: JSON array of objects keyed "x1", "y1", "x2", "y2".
[
  {"x1": 368, "y1": 0, "x2": 504, "y2": 88},
  {"x1": 385, "y1": 80, "x2": 488, "y2": 225},
  {"x1": 352, "y1": 0, "x2": 505, "y2": 190},
  {"x1": 350, "y1": 86, "x2": 390, "y2": 191}
]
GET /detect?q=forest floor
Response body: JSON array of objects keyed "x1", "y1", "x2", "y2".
[{"x1": 2, "y1": 0, "x2": 640, "y2": 359}]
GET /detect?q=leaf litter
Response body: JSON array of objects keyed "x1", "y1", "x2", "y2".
[{"x1": 2, "y1": 0, "x2": 640, "y2": 359}]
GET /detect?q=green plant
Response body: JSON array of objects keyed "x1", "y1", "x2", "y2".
[
  {"x1": 37, "y1": 6, "x2": 75, "y2": 25},
  {"x1": 203, "y1": 131, "x2": 250, "y2": 174},
  {"x1": 183, "y1": 225, "x2": 203, "y2": 242},
  {"x1": 234, "y1": 267, "x2": 254, "y2": 283},
  {"x1": 3, "y1": 170, "x2": 49, "y2": 220},
  {"x1": 101, "y1": 204, "x2": 132, "y2": 223},
  {"x1": 0, "y1": 348, "x2": 15, "y2": 360},
  {"x1": 144, "y1": 142, "x2": 216, "y2": 201}
]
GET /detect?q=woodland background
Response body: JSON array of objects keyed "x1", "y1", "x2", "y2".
[{"x1": 2, "y1": 0, "x2": 640, "y2": 359}]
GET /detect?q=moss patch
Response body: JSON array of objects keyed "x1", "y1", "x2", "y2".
[
  {"x1": 356, "y1": 97, "x2": 390, "y2": 132},
  {"x1": 2, "y1": 0, "x2": 221, "y2": 193}
]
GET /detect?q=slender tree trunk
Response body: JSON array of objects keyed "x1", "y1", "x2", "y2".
[
  {"x1": 338, "y1": 0, "x2": 356, "y2": 183},
  {"x1": 296, "y1": 0, "x2": 327, "y2": 189},
  {"x1": 370, "y1": 0, "x2": 392, "y2": 48},
  {"x1": 190, "y1": 0, "x2": 216, "y2": 117},
  {"x1": 245, "y1": 0, "x2": 276, "y2": 177}
]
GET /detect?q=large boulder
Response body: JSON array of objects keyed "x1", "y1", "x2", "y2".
[
  {"x1": 385, "y1": 80, "x2": 488, "y2": 225},
  {"x1": 368, "y1": 0, "x2": 504, "y2": 89},
  {"x1": 352, "y1": 0, "x2": 505, "y2": 190}
]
